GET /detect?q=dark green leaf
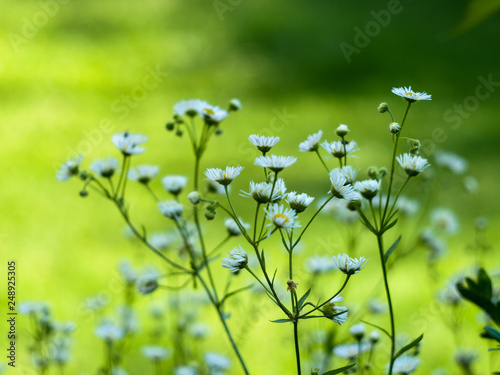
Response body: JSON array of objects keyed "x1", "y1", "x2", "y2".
[
  {"x1": 322, "y1": 363, "x2": 356, "y2": 374},
  {"x1": 393, "y1": 334, "x2": 423, "y2": 360},
  {"x1": 382, "y1": 218, "x2": 398, "y2": 233},
  {"x1": 261, "y1": 250, "x2": 266, "y2": 270},
  {"x1": 271, "y1": 269, "x2": 278, "y2": 286},
  {"x1": 223, "y1": 284, "x2": 253, "y2": 301},
  {"x1": 361, "y1": 320, "x2": 391, "y2": 339},
  {"x1": 298, "y1": 288, "x2": 312, "y2": 309},
  {"x1": 484, "y1": 326, "x2": 500, "y2": 342},
  {"x1": 384, "y1": 235, "x2": 401, "y2": 263},
  {"x1": 300, "y1": 315, "x2": 324, "y2": 320},
  {"x1": 271, "y1": 319, "x2": 292, "y2": 323}
]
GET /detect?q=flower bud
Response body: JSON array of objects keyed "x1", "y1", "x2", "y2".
[
  {"x1": 408, "y1": 138, "x2": 421, "y2": 155},
  {"x1": 336, "y1": 124, "x2": 350, "y2": 137},
  {"x1": 369, "y1": 330, "x2": 380, "y2": 344},
  {"x1": 79, "y1": 190, "x2": 89, "y2": 198},
  {"x1": 215, "y1": 128, "x2": 224, "y2": 136},
  {"x1": 165, "y1": 122, "x2": 175, "y2": 131},
  {"x1": 188, "y1": 191, "x2": 201, "y2": 205},
  {"x1": 389, "y1": 122, "x2": 401, "y2": 134},
  {"x1": 175, "y1": 129, "x2": 183, "y2": 137},
  {"x1": 367, "y1": 167, "x2": 378, "y2": 179},
  {"x1": 204, "y1": 209, "x2": 216, "y2": 220},
  {"x1": 79, "y1": 170, "x2": 89, "y2": 181},
  {"x1": 379, "y1": 167, "x2": 388, "y2": 178},
  {"x1": 378, "y1": 102, "x2": 389, "y2": 113},
  {"x1": 229, "y1": 98, "x2": 242, "y2": 111}
]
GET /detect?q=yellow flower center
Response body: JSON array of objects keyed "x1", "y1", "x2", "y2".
[
  {"x1": 204, "y1": 108, "x2": 215, "y2": 115},
  {"x1": 274, "y1": 213, "x2": 289, "y2": 223}
]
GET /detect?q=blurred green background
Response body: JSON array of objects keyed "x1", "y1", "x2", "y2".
[{"x1": 1, "y1": 0, "x2": 500, "y2": 373}]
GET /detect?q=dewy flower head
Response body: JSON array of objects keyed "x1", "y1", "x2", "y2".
[
  {"x1": 392, "y1": 86, "x2": 431, "y2": 103},
  {"x1": 112, "y1": 132, "x2": 148, "y2": 156},
  {"x1": 204, "y1": 166, "x2": 244, "y2": 186},
  {"x1": 254, "y1": 155, "x2": 297, "y2": 172},
  {"x1": 390, "y1": 355, "x2": 420, "y2": 374},
  {"x1": 286, "y1": 191, "x2": 315, "y2": 213},
  {"x1": 321, "y1": 140, "x2": 358, "y2": 158},
  {"x1": 354, "y1": 179, "x2": 381, "y2": 200},
  {"x1": 128, "y1": 165, "x2": 160, "y2": 184},
  {"x1": 265, "y1": 203, "x2": 300, "y2": 230},
  {"x1": 249, "y1": 134, "x2": 280, "y2": 153},
  {"x1": 90, "y1": 157, "x2": 118, "y2": 178},
  {"x1": 158, "y1": 200, "x2": 184, "y2": 219},
  {"x1": 56, "y1": 155, "x2": 83, "y2": 181},
  {"x1": 162, "y1": 175, "x2": 188, "y2": 195},
  {"x1": 173, "y1": 99, "x2": 209, "y2": 117},
  {"x1": 396, "y1": 153, "x2": 430, "y2": 177},
  {"x1": 222, "y1": 245, "x2": 248, "y2": 272},
  {"x1": 333, "y1": 253, "x2": 368, "y2": 275},
  {"x1": 299, "y1": 130, "x2": 323, "y2": 152}
]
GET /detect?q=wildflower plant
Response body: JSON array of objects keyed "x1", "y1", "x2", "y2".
[{"x1": 57, "y1": 87, "x2": 451, "y2": 374}]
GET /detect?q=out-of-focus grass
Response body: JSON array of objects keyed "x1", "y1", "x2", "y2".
[{"x1": 1, "y1": 0, "x2": 500, "y2": 373}]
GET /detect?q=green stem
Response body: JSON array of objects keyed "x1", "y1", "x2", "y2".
[
  {"x1": 217, "y1": 310, "x2": 250, "y2": 375},
  {"x1": 292, "y1": 195, "x2": 334, "y2": 249},
  {"x1": 376, "y1": 235, "x2": 396, "y2": 375},
  {"x1": 315, "y1": 149, "x2": 330, "y2": 173},
  {"x1": 293, "y1": 321, "x2": 302, "y2": 375},
  {"x1": 299, "y1": 275, "x2": 350, "y2": 318}
]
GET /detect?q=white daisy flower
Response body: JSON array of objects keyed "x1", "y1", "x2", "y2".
[
  {"x1": 174, "y1": 366, "x2": 199, "y2": 375},
  {"x1": 354, "y1": 179, "x2": 381, "y2": 200},
  {"x1": 19, "y1": 302, "x2": 48, "y2": 315},
  {"x1": 390, "y1": 355, "x2": 420, "y2": 374},
  {"x1": 254, "y1": 155, "x2": 297, "y2": 172},
  {"x1": 369, "y1": 330, "x2": 381, "y2": 343},
  {"x1": 336, "y1": 124, "x2": 350, "y2": 137},
  {"x1": 136, "y1": 271, "x2": 160, "y2": 295},
  {"x1": 390, "y1": 122, "x2": 401, "y2": 134},
  {"x1": 56, "y1": 155, "x2": 82, "y2": 181},
  {"x1": 397, "y1": 196, "x2": 419, "y2": 217},
  {"x1": 128, "y1": 165, "x2": 160, "y2": 183},
  {"x1": 204, "y1": 352, "x2": 231, "y2": 371},
  {"x1": 339, "y1": 166, "x2": 358, "y2": 184},
  {"x1": 206, "y1": 179, "x2": 227, "y2": 195},
  {"x1": 349, "y1": 323, "x2": 365, "y2": 340},
  {"x1": 241, "y1": 179, "x2": 287, "y2": 204},
  {"x1": 224, "y1": 218, "x2": 250, "y2": 236},
  {"x1": 173, "y1": 99, "x2": 209, "y2": 117},
  {"x1": 95, "y1": 322, "x2": 124, "y2": 343},
  {"x1": 306, "y1": 256, "x2": 336, "y2": 274},
  {"x1": 162, "y1": 175, "x2": 188, "y2": 195},
  {"x1": 396, "y1": 153, "x2": 430, "y2": 177},
  {"x1": 229, "y1": 98, "x2": 242, "y2": 111},
  {"x1": 323, "y1": 295, "x2": 348, "y2": 324},
  {"x1": 222, "y1": 245, "x2": 248, "y2": 272},
  {"x1": 286, "y1": 191, "x2": 315, "y2": 213},
  {"x1": 299, "y1": 130, "x2": 323, "y2": 152},
  {"x1": 333, "y1": 342, "x2": 369, "y2": 360},
  {"x1": 149, "y1": 232, "x2": 171, "y2": 251},
  {"x1": 265, "y1": 204, "x2": 300, "y2": 230},
  {"x1": 204, "y1": 166, "x2": 244, "y2": 186},
  {"x1": 158, "y1": 200, "x2": 184, "y2": 219},
  {"x1": 431, "y1": 208, "x2": 459, "y2": 235},
  {"x1": 111, "y1": 132, "x2": 148, "y2": 156},
  {"x1": 90, "y1": 157, "x2": 118, "y2": 178},
  {"x1": 392, "y1": 86, "x2": 431, "y2": 102},
  {"x1": 367, "y1": 298, "x2": 387, "y2": 315},
  {"x1": 464, "y1": 176, "x2": 479, "y2": 194},
  {"x1": 249, "y1": 134, "x2": 280, "y2": 153},
  {"x1": 329, "y1": 169, "x2": 358, "y2": 201},
  {"x1": 202, "y1": 105, "x2": 228, "y2": 125},
  {"x1": 189, "y1": 322, "x2": 211, "y2": 339},
  {"x1": 333, "y1": 253, "x2": 368, "y2": 275},
  {"x1": 435, "y1": 150, "x2": 468, "y2": 174},
  {"x1": 321, "y1": 140, "x2": 358, "y2": 158},
  {"x1": 141, "y1": 346, "x2": 171, "y2": 362}
]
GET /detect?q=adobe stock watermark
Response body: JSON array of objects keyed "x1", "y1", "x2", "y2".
[
  {"x1": 420, "y1": 74, "x2": 499, "y2": 157},
  {"x1": 54, "y1": 65, "x2": 168, "y2": 172},
  {"x1": 8, "y1": 0, "x2": 70, "y2": 53},
  {"x1": 340, "y1": 0, "x2": 411, "y2": 63},
  {"x1": 213, "y1": 0, "x2": 244, "y2": 21}
]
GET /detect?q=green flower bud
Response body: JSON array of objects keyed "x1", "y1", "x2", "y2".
[
  {"x1": 166, "y1": 122, "x2": 175, "y2": 131},
  {"x1": 378, "y1": 102, "x2": 389, "y2": 113}
]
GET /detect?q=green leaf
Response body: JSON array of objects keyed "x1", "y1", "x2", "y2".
[
  {"x1": 361, "y1": 320, "x2": 391, "y2": 339},
  {"x1": 223, "y1": 284, "x2": 253, "y2": 301},
  {"x1": 484, "y1": 326, "x2": 500, "y2": 342},
  {"x1": 261, "y1": 250, "x2": 266, "y2": 270},
  {"x1": 393, "y1": 334, "x2": 423, "y2": 360},
  {"x1": 298, "y1": 288, "x2": 312, "y2": 309},
  {"x1": 271, "y1": 318, "x2": 292, "y2": 323},
  {"x1": 384, "y1": 235, "x2": 401, "y2": 263},
  {"x1": 271, "y1": 269, "x2": 278, "y2": 286},
  {"x1": 382, "y1": 218, "x2": 398, "y2": 233},
  {"x1": 322, "y1": 363, "x2": 356, "y2": 374}
]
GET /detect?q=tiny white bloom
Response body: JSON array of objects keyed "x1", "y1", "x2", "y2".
[
  {"x1": 204, "y1": 166, "x2": 244, "y2": 186},
  {"x1": 90, "y1": 157, "x2": 118, "y2": 178},
  {"x1": 306, "y1": 256, "x2": 336, "y2": 274},
  {"x1": 464, "y1": 175, "x2": 479, "y2": 194},
  {"x1": 158, "y1": 200, "x2": 184, "y2": 219},
  {"x1": 141, "y1": 346, "x2": 171, "y2": 362},
  {"x1": 224, "y1": 218, "x2": 250, "y2": 236},
  {"x1": 162, "y1": 175, "x2": 188, "y2": 195},
  {"x1": 391, "y1": 355, "x2": 420, "y2": 374},
  {"x1": 202, "y1": 104, "x2": 228, "y2": 125},
  {"x1": 95, "y1": 322, "x2": 124, "y2": 343},
  {"x1": 389, "y1": 122, "x2": 401, "y2": 134},
  {"x1": 397, "y1": 196, "x2": 419, "y2": 217},
  {"x1": 321, "y1": 140, "x2": 358, "y2": 158},
  {"x1": 249, "y1": 134, "x2": 280, "y2": 153},
  {"x1": 286, "y1": 191, "x2": 314, "y2": 213},
  {"x1": 149, "y1": 232, "x2": 171, "y2": 251},
  {"x1": 333, "y1": 343, "x2": 369, "y2": 359},
  {"x1": 338, "y1": 166, "x2": 358, "y2": 184},
  {"x1": 111, "y1": 132, "x2": 148, "y2": 155},
  {"x1": 19, "y1": 302, "x2": 48, "y2": 315},
  {"x1": 431, "y1": 208, "x2": 459, "y2": 235},
  {"x1": 396, "y1": 153, "x2": 430, "y2": 176},
  {"x1": 222, "y1": 245, "x2": 248, "y2": 272},
  {"x1": 354, "y1": 179, "x2": 381, "y2": 200},
  {"x1": 137, "y1": 272, "x2": 160, "y2": 295},
  {"x1": 241, "y1": 179, "x2": 287, "y2": 203},
  {"x1": 206, "y1": 179, "x2": 227, "y2": 195},
  {"x1": 435, "y1": 150, "x2": 468, "y2": 175},
  {"x1": 329, "y1": 169, "x2": 358, "y2": 201},
  {"x1": 265, "y1": 204, "x2": 300, "y2": 230},
  {"x1": 254, "y1": 155, "x2": 297, "y2": 172},
  {"x1": 56, "y1": 155, "x2": 82, "y2": 181},
  {"x1": 299, "y1": 130, "x2": 323, "y2": 152},
  {"x1": 189, "y1": 322, "x2": 211, "y2": 339},
  {"x1": 336, "y1": 124, "x2": 350, "y2": 137},
  {"x1": 333, "y1": 253, "x2": 368, "y2": 275},
  {"x1": 174, "y1": 366, "x2": 199, "y2": 375},
  {"x1": 349, "y1": 323, "x2": 365, "y2": 339},
  {"x1": 392, "y1": 86, "x2": 431, "y2": 102},
  {"x1": 369, "y1": 330, "x2": 381, "y2": 343},
  {"x1": 204, "y1": 352, "x2": 231, "y2": 371},
  {"x1": 128, "y1": 165, "x2": 160, "y2": 183},
  {"x1": 173, "y1": 99, "x2": 209, "y2": 117},
  {"x1": 229, "y1": 98, "x2": 242, "y2": 111}
]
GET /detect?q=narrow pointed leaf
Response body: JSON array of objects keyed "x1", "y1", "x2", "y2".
[
  {"x1": 484, "y1": 326, "x2": 500, "y2": 342},
  {"x1": 361, "y1": 320, "x2": 391, "y2": 339},
  {"x1": 298, "y1": 288, "x2": 312, "y2": 309},
  {"x1": 384, "y1": 235, "x2": 401, "y2": 263},
  {"x1": 271, "y1": 318, "x2": 292, "y2": 323},
  {"x1": 322, "y1": 363, "x2": 356, "y2": 374},
  {"x1": 393, "y1": 334, "x2": 423, "y2": 360}
]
